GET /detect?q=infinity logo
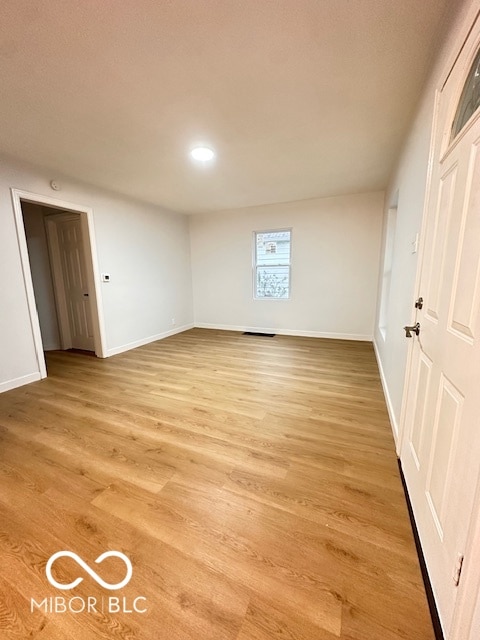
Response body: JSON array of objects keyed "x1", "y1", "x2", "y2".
[{"x1": 46, "y1": 551, "x2": 132, "y2": 591}]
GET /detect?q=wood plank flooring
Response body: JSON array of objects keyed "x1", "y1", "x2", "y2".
[{"x1": 0, "y1": 328, "x2": 434, "y2": 639}]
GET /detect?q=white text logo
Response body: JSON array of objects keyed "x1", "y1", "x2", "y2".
[
  {"x1": 31, "y1": 550, "x2": 147, "y2": 615},
  {"x1": 46, "y1": 550, "x2": 132, "y2": 590}
]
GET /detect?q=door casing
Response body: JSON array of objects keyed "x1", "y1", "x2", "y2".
[{"x1": 11, "y1": 188, "x2": 107, "y2": 377}]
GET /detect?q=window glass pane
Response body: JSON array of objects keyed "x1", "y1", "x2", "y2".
[
  {"x1": 451, "y1": 48, "x2": 480, "y2": 140},
  {"x1": 255, "y1": 230, "x2": 291, "y2": 298},
  {"x1": 256, "y1": 266, "x2": 290, "y2": 298},
  {"x1": 256, "y1": 231, "x2": 291, "y2": 266}
]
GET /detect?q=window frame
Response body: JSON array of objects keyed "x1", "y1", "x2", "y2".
[
  {"x1": 442, "y1": 40, "x2": 480, "y2": 160},
  {"x1": 253, "y1": 228, "x2": 292, "y2": 301},
  {"x1": 450, "y1": 46, "x2": 480, "y2": 143}
]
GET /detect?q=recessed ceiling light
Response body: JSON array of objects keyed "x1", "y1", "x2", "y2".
[{"x1": 190, "y1": 146, "x2": 215, "y2": 161}]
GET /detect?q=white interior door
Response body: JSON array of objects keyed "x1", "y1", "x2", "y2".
[
  {"x1": 401, "y1": 19, "x2": 480, "y2": 637},
  {"x1": 470, "y1": 592, "x2": 480, "y2": 640},
  {"x1": 47, "y1": 213, "x2": 95, "y2": 351}
]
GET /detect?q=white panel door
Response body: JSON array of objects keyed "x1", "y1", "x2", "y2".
[
  {"x1": 470, "y1": 592, "x2": 480, "y2": 640},
  {"x1": 55, "y1": 214, "x2": 95, "y2": 351},
  {"x1": 401, "y1": 20, "x2": 480, "y2": 637}
]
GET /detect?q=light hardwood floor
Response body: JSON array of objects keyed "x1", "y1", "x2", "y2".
[{"x1": 0, "y1": 329, "x2": 434, "y2": 639}]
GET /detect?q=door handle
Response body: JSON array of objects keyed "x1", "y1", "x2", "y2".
[
  {"x1": 83, "y1": 293, "x2": 89, "y2": 297},
  {"x1": 404, "y1": 322, "x2": 420, "y2": 338}
]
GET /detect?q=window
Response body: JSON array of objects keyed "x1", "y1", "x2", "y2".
[
  {"x1": 451, "y1": 47, "x2": 480, "y2": 141},
  {"x1": 254, "y1": 229, "x2": 291, "y2": 299}
]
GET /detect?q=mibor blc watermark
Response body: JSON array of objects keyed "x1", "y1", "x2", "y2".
[{"x1": 31, "y1": 551, "x2": 147, "y2": 614}]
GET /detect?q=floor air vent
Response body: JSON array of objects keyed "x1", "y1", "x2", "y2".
[{"x1": 243, "y1": 331, "x2": 276, "y2": 337}]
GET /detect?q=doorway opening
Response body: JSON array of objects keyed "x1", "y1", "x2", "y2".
[{"x1": 12, "y1": 189, "x2": 106, "y2": 379}]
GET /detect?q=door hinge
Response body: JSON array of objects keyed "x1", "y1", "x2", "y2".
[{"x1": 453, "y1": 553, "x2": 464, "y2": 586}]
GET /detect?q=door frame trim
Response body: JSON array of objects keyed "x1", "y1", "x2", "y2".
[{"x1": 11, "y1": 188, "x2": 107, "y2": 377}]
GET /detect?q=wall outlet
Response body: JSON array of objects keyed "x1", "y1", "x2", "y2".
[{"x1": 171, "y1": 317, "x2": 176, "y2": 326}]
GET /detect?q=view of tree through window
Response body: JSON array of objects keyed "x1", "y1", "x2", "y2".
[{"x1": 254, "y1": 230, "x2": 291, "y2": 299}]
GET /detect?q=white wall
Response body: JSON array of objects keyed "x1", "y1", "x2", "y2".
[
  {"x1": 373, "y1": 0, "x2": 473, "y2": 442},
  {"x1": 190, "y1": 192, "x2": 384, "y2": 340},
  {"x1": 0, "y1": 153, "x2": 193, "y2": 392},
  {"x1": 22, "y1": 202, "x2": 61, "y2": 351}
]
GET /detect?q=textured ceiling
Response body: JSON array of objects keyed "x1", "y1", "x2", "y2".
[{"x1": 0, "y1": 0, "x2": 451, "y2": 213}]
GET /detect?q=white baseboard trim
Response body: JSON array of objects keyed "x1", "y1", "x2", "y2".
[
  {"x1": 372, "y1": 338, "x2": 399, "y2": 442},
  {"x1": 0, "y1": 372, "x2": 42, "y2": 394},
  {"x1": 194, "y1": 323, "x2": 372, "y2": 342},
  {"x1": 105, "y1": 323, "x2": 194, "y2": 357}
]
